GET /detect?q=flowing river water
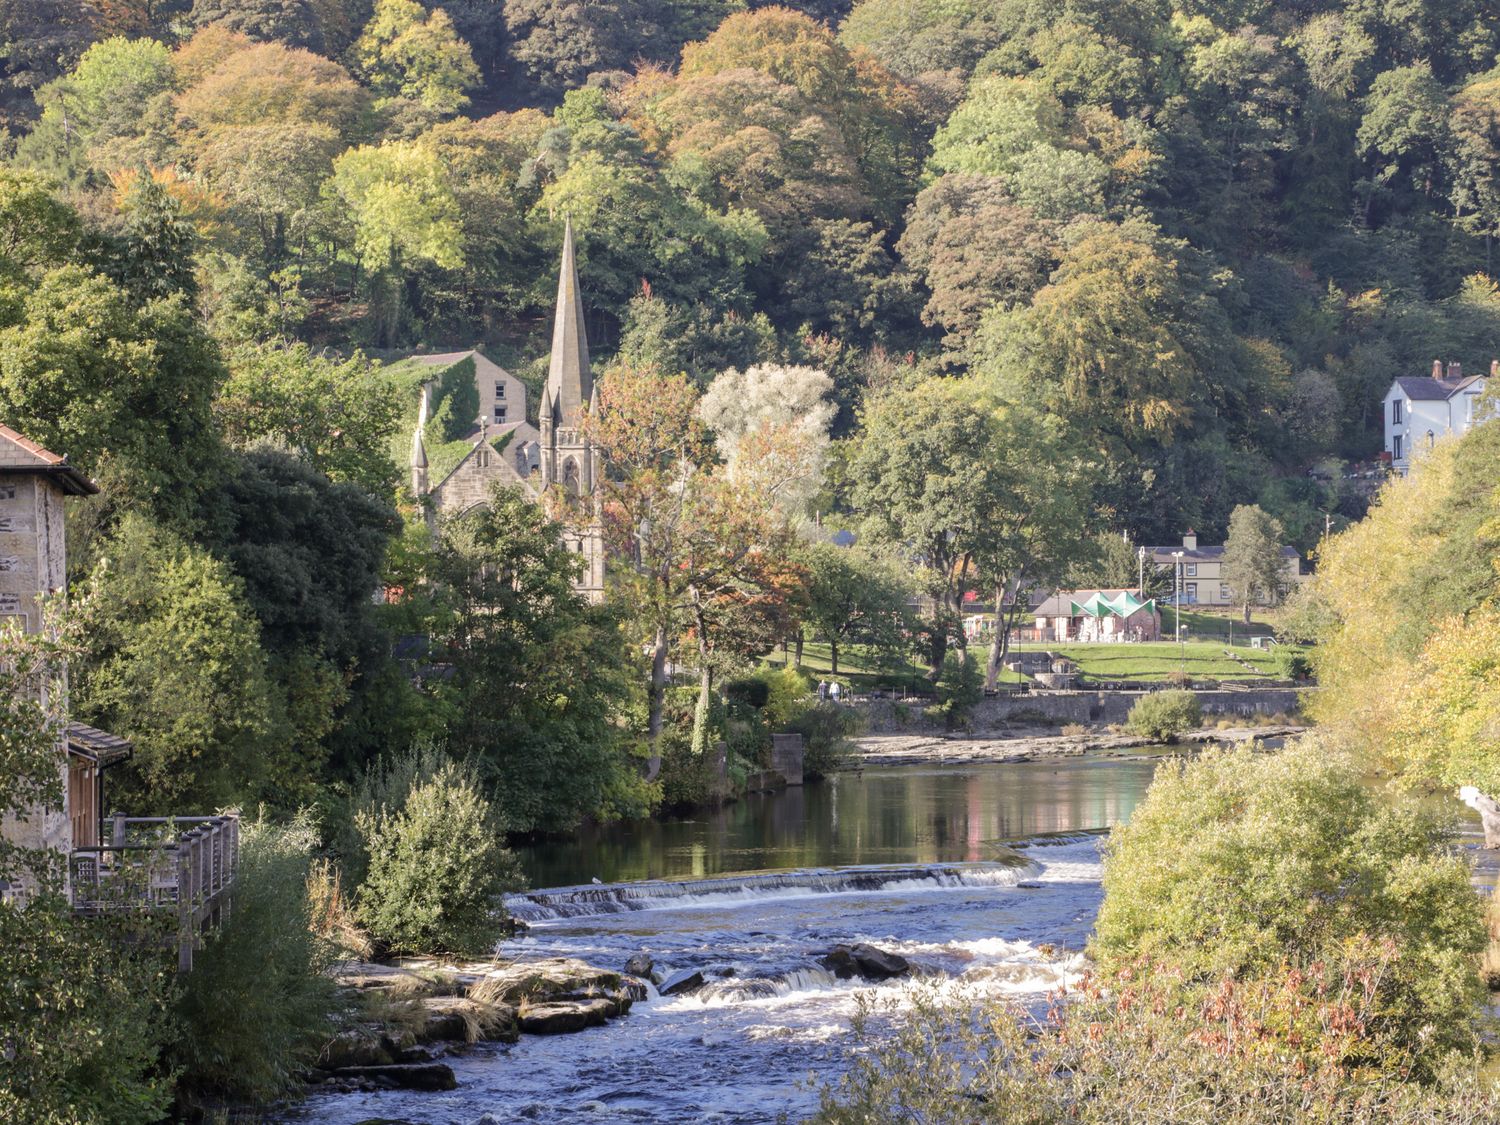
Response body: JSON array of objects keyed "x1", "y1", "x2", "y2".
[{"x1": 292, "y1": 755, "x2": 1170, "y2": 1124}]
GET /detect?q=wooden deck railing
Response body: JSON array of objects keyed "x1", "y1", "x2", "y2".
[{"x1": 70, "y1": 813, "x2": 240, "y2": 971}]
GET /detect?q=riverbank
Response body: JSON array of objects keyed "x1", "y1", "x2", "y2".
[{"x1": 852, "y1": 724, "x2": 1308, "y2": 767}]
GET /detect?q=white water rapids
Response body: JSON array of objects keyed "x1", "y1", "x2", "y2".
[{"x1": 289, "y1": 834, "x2": 1109, "y2": 1125}]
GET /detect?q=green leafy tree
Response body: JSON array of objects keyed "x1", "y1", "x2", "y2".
[
  {"x1": 16, "y1": 35, "x2": 176, "y2": 183},
  {"x1": 215, "y1": 343, "x2": 403, "y2": 494},
  {"x1": 76, "y1": 513, "x2": 278, "y2": 812},
  {"x1": 847, "y1": 378, "x2": 1016, "y2": 675},
  {"x1": 799, "y1": 543, "x2": 912, "y2": 675},
  {"x1": 1124, "y1": 689, "x2": 1202, "y2": 741},
  {"x1": 432, "y1": 486, "x2": 638, "y2": 832},
  {"x1": 324, "y1": 137, "x2": 464, "y2": 345},
  {"x1": 355, "y1": 0, "x2": 480, "y2": 114},
  {"x1": 0, "y1": 265, "x2": 225, "y2": 528},
  {"x1": 1222, "y1": 502, "x2": 1287, "y2": 622}
]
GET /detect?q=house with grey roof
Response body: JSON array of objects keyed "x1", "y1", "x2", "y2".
[
  {"x1": 1144, "y1": 531, "x2": 1304, "y2": 609},
  {"x1": 1382, "y1": 360, "x2": 1492, "y2": 475}
]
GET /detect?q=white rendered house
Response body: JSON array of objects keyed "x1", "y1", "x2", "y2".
[{"x1": 1382, "y1": 360, "x2": 1490, "y2": 474}]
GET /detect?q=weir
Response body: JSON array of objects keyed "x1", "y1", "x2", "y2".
[{"x1": 504, "y1": 859, "x2": 1037, "y2": 921}]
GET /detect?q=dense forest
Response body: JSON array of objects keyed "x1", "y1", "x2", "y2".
[{"x1": 0, "y1": 0, "x2": 1498, "y2": 823}]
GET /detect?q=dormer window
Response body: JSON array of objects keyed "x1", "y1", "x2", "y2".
[{"x1": 1392, "y1": 398, "x2": 1403, "y2": 424}]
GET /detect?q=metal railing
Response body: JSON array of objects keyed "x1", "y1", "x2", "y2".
[{"x1": 70, "y1": 814, "x2": 240, "y2": 970}]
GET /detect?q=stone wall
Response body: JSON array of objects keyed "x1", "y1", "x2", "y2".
[
  {"x1": 771, "y1": 734, "x2": 804, "y2": 787},
  {"x1": 860, "y1": 686, "x2": 1309, "y2": 733}
]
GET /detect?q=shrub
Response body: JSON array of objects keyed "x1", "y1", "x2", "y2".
[
  {"x1": 781, "y1": 701, "x2": 859, "y2": 779},
  {"x1": 1093, "y1": 740, "x2": 1486, "y2": 1070},
  {"x1": 0, "y1": 897, "x2": 176, "y2": 1125},
  {"x1": 815, "y1": 957, "x2": 1500, "y2": 1123},
  {"x1": 723, "y1": 675, "x2": 771, "y2": 709},
  {"x1": 172, "y1": 813, "x2": 338, "y2": 1108},
  {"x1": 355, "y1": 756, "x2": 523, "y2": 955},
  {"x1": 935, "y1": 652, "x2": 982, "y2": 730},
  {"x1": 1277, "y1": 645, "x2": 1313, "y2": 681},
  {"x1": 1124, "y1": 689, "x2": 1201, "y2": 741}
]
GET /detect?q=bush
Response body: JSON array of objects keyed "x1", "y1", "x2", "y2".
[
  {"x1": 816, "y1": 958, "x2": 1500, "y2": 1124},
  {"x1": 173, "y1": 813, "x2": 338, "y2": 1107},
  {"x1": 723, "y1": 675, "x2": 771, "y2": 709},
  {"x1": 781, "y1": 701, "x2": 859, "y2": 779},
  {"x1": 1094, "y1": 740, "x2": 1486, "y2": 1071},
  {"x1": 935, "y1": 652, "x2": 982, "y2": 730},
  {"x1": 0, "y1": 897, "x2": 176, "y2": 1125},
  {"x1": 1124, "y1": 689, "x2": 1201, "y2": 741},
  {"x1": 1277, "y1": 645, "x2": 1313, "y2": 681},
  {"x1": 355, "y1": 755, "x2": 523, "y2": 955}
]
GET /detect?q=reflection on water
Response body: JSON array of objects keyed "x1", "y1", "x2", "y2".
[{"x1": 517, "y1": 756, "x2": 1162, "y2": 889}]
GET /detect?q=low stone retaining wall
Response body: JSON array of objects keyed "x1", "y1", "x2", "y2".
[
  {"x1": 860, "y1": 687, "x2": 1310, "y2": 732},
  {"x1": 977, "y1": 687, "x2": 1308, "y2": 726}
]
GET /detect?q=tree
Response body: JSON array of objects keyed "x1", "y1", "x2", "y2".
[
  {"x1": 76, "y1": 513, "x2": 278, "y2": 812},
  {"x1": 584, "y1": 362, "x2": 804, "y2": 770},
  {"x1": 678, "y1": 7, "x2": 923, "y2": 223},
  {"x1": 838, "y1": 0, "x2": 1004, "y2": 83},
  {"x1": 698, "y1": 362, "x2": 835, "y2": 518},
  {"x1": 175, "y1": 40, "x2": 369, "y2": 136},
  {"x1": 432, "y1": 486, "x2": 640, "y2": 832},
  {"x1": 215, "y1": 343, "x2": 403, "y2": 494},
  {"x1": 799, "y1": 543, "x2": 911, "y2": 674},
  {"x1": 847, "y1": 378, "x2": 1019, "y2": 675},
  {"x1": 323, "y1": 138, "x2": 464, "y2": 345},
  {"x1": 1222, "y1": 503, "x2": 1286, "y2": 622},
  {"x1": 354, "y1": 0, "x2": 480, "y2": 114},
  {"x1": 0, "y1": 265, "x2": 225, "y2": 528},
  {"x1": 896, "y1": 174, "x2": 1057, "y2": 357},
  {"x1": 189, "y1": 0, "x2": 329, "y2": 53},
  {"x1": 1356, "y1": 62, "x2": 1450, "y2": 218},
  {"x1": 1095, "y1": 740, "x2": 1485, "y2": 1069},
  {"x1": 16, "y1": 35, "x2": 176, "y2": 182}
]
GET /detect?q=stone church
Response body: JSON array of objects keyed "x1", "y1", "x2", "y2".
[{"x1": 408, "y1": 219, "x2": 606, "y2": 602}]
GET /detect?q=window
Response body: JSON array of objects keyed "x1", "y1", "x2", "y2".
[
  {"x1": 1392, "y1": 398, "x2": 1403, "y2": 424},
  {"x1": 1185, "y1": 583, "x2": 1198, "y2": 604},
  {"x1": 496, "y1": 407, "x2": 507, "y2": 423},
  {"x1": 0, "y1": 483, "x2": 14, "y2": 501},
  {"x1": 1220, "y1": 584, "x2": 1230, "y2": 601},
  {"x1": 1185, "y1": 563, "x2": 1197, "y2": 577},
  {"x1": 1394, "y1": 434, "x2": 1403, "y2": 460},
  {"x1": 494, "y1": 381, "x2": 506, "y2": 400}
]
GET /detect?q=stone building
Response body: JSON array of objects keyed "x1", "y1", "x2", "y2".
[{"x1": 409, "y1": 220, "x2": 605, "y2": 602}]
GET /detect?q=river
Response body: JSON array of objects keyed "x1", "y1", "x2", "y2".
[{"x1": 293, "y1": 755, "x2": 1164, "y2": 1125}]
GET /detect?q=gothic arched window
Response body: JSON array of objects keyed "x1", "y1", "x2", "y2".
[{"x1": 562, "y1": 457, "x2": 580, "y2": 495}]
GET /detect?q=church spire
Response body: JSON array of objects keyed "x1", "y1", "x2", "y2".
[{"x1": 544, "y1": 216, "x2": 592, "y2": 430}]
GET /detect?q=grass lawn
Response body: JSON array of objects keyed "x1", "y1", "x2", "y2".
[
  {"x1": 764, "y1": 641, "x2": 1027, "y2": 688},
  {"x1": 1164, "y1": 607, "x2": 1279, "y2": 639},
  {"x1": 1013, "y1": 640, "x2": 1286, "y2": 682}
]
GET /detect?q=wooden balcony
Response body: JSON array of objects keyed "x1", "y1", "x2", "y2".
[{"x1": 70, "y1": 813, "x2": 240, "y2": 971}]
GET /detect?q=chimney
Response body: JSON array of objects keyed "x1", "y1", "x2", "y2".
[
  {"x1": 1433, "y1": 359, "x2": 1443, "y2": 378},
  {"x1": 1182, "y1": 529, "x2": 1197, "y2": 550},
  {"x1": 1447, "y1": 361, "x2": 1462, "y2": 380}
]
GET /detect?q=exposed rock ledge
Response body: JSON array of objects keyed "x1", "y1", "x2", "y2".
[
  {"x1": 314, "y1": 957, "x2": 649, "y2": 1093},
  {"x1": 853, "y1": 725, "x2": 1306, "y2": 767}
]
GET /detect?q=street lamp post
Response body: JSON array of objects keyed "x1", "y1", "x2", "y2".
[
  {"x1": 1137, "y1": 545, "x2": 1147, "y2": 596},
  {"x1": 1171, "y1": 549, "x2": 1184, "y2": 641}
]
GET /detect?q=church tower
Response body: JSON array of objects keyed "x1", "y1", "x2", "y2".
[{"x1": 539, "y1": 218, "x2": 605, "y2": 602}]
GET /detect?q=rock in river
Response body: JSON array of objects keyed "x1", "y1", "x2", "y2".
[
  {"x1": 325, "y1": 1062, "x2": 457, "y2": 1091},
  {"x1": 518, "y1": 998, "x2": 615, "y2": 1035},
  {"x1": 820, "y1": 943, "x2": 911, "y2": 981},
  {"x1": 658, "y1": 969, "x2": 706, "y2": 996}
]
